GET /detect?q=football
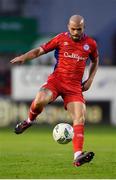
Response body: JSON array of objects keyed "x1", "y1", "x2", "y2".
[{"x1": 53, "y1": 123, "x2": 74, "y2": 144}]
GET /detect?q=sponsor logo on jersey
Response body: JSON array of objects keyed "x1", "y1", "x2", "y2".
[
  {"x1": 83, "y1": 44, "x2": 90, "y2": 51},
  {"x1": 64, "y1": 52, "x2": 85, "y2": 61}
]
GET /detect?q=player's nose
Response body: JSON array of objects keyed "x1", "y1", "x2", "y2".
[{"x1": 74, "y1": 30, "x2": 78, "y2": 34}]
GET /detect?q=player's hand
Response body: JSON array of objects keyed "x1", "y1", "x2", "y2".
[
  {"x1": 10, "y1": 56, "x2": 25, "y2": 64},
  {"x1": 82, "y1": 78, "x2": 93, "y2": 92}
]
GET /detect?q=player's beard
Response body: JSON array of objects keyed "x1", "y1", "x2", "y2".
[
  {"x1": 71, "y1": 35, "x2": 79, "y2": 41},
  {"x1": 71, "y1": 33, "x2": 83, "y2": 41}
]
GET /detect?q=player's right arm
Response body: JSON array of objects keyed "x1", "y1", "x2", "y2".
[
  {"x1": 10, "y1": 47, "x2": 45, "y2": 64},
  {"x1": 10, "y1": 33, "x2": 61, "y2": 64}
]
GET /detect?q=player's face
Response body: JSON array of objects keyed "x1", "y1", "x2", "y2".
[{"x1": 68, "y1": 21, "x2": 85, "y2": 41}]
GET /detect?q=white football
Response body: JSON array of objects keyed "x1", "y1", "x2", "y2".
[{"x1": 53, "y1": 123, "x2": 74, "y2": 144}]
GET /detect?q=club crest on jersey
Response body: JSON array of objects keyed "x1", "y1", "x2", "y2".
[{"x1": 83, "y1": 44, "x2": 89, "y2": 51}]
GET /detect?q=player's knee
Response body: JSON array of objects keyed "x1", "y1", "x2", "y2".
[
  {"x1": 34, "y1": 99, "x2": 44, "y2": 108},
  {"x1": 34, "y1": 93, "x2": 48, "y2": 108}
]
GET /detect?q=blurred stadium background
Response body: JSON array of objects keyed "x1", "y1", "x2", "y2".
[{"x1": 0, "y1": 0, "x2": 116, "y2": 178}]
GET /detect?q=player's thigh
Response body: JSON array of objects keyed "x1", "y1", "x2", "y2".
[
  {"x1": 35, "y1": 87, "x2": 53, "y2": 105},
  {"x1": 67, "y1": 101, "x2": 86, "y2": 125}
]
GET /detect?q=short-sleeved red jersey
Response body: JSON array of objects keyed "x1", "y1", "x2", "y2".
[{"x1": 41, "y1": 32, "x2": 98, "y2": 83}]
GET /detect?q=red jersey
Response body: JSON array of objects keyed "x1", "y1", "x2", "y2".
[{"x1": 41, "y1": 32, "x2": 98, "y2": 83}]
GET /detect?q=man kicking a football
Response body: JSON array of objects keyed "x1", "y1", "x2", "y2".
[{"x1": 10, "y1": 14, "x2": 99, "y2": 167}]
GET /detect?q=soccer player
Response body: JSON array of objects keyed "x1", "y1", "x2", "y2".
[{"x1": 10, "y1": 14, "x2": 99, "y2": 167}]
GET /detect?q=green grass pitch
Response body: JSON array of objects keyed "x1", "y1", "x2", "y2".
[{"x1": 0, "y1": 124, "x2": 116, "y2": 179}]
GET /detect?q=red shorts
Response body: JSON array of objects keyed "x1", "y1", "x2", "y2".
[{"x1": 41, "y1": 73, "x2": 85, "y2": 109}]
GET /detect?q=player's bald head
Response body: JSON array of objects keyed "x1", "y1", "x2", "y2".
[
  {"x1": 68, "y1": 14, "x2": 85, "y2": 41},
  {"x1": 69, "y1": 15, "x2": 85, "y2": 26}
]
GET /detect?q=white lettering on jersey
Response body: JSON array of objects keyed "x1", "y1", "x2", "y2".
[{"x1": 64, "y1": 52, "x2": 85, "y2": 61}]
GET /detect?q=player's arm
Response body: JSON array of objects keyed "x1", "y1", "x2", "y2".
[
  {"x1": 10, "y1": 47, "x2": 45, "y2": 64},
  {"x1": 10, "y1": 34, "x2": 60, "y2": 64},
  {"x1": 82, "y1": 39, "x2": 99, "y2": 92},
  {"x1": 82, "y1": 56, "x2": 99, "y2": 92}
]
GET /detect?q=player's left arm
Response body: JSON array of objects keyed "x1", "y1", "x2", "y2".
[
  {"x1": 82, "y1": 56, "x2": 99, "y2": 92},
  {"x1": 82, "y1": 40, "x2": 99, "y2": 92}
]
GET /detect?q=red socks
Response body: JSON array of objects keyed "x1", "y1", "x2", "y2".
[
  {"x1": 72, "y1": 124, "x2": 84, "y2": 153},
  {"x1": 28, "y1": 101, "x2": 43, "y2": 121}
]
